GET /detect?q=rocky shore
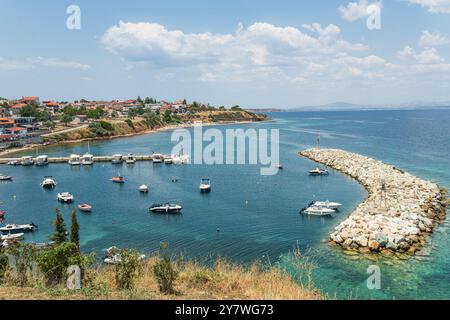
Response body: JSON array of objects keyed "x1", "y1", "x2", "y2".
[{"x1": 300, "y1": 148, "x2": 448, "y2": 256}]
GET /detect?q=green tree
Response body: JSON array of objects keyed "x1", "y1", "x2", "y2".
[
  {"x1": 60, "y1": 114, "x2": 73, "y2": 126},
  {"x1": 163, "y1": 110, "x2": 172, "y2": 123},
  {"x1": 153, "y1": 242, "x2": 178, "y2": 294},
  {"x1": 50, "y1": 209, "x2": 67, "y2": 244},
  {"x1": 70, "y1": 210, "x2": 80, "y2": 251},
  {"x1": 114, "y1": 249, "x2": 143, "y2": 290}
]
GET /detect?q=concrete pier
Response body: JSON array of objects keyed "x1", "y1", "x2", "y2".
[
  {"x1": 0, "y1": 155, "x2": 155, "y2": 164},
  {"x1": 300, "y1": 148, "x2": 448, "y2": 256}
]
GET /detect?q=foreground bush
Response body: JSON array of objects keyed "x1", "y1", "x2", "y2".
[{"x1": 114, "y1": 249, "x2": 143, "y2": 290}]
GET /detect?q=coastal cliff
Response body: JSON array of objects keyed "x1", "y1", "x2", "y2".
[{"x1": 300, "y1": 148, "x2": 448, "y2": 256}]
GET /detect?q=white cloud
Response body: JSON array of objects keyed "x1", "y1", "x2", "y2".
[
  {"x1": 0, "y1": 57, "x2": 91, "y2": 71},
  {"x1": 407, "y1": 0, "x2": 450, "y2": 13},
  {"x1": 339, "y1": 0, "x2": 383, "y2": 22},
  {"x1": 419, "y1": 30, "x2": 449, "y2": 46},
  {"x1": 398, "y1": 46, "x2": 444, "y2": 64}
]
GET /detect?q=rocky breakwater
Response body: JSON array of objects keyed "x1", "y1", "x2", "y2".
[{"x1": 300, "y1": 148, "x2": 448, "y2": 256}]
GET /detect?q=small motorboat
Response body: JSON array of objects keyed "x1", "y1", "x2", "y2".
[
  {"x1": 139, "y1": 184, "x2": 149, "y2": 193},
  {"x1": 78, "y1": 203, "x2": 92, "y2": 212},
  {"x1": 68, "y1": 154, "x2": 81, "y2": 166},
  {"x1": 125, "y1": 154, "x2": 136, "y2": 165},
  {"x1": 164, "y1": 155, "x2": 173, "y2": 164},
  {"x1": 310, "y1": 201, "x2": 342, "y2": 210},
  {"x1": 7, "y1": 160, "x2": 20, "y2": 166},
  {"x1": 0, "y1": 210, "x2": 6, "y2": 218},
  {"x1": 301, "y1": 206, "x2": 335, "y2": 216},
  {"x1": 171, "y1": 177, "x2": 179, "y2": 183},
  {"x1": 152, "y1": 153, "x2": 163, "y2": 164},
  {"x1": 0, "y1": 174, "x2": 13, "y2": 181},
  {"x1": 149, "y1": 203, "x2": 183, "y2": 214},
  {"x1": 111, "y1": 154, "x2": 123, "y2": 164},
  {"x1": 20, "y1": 156, "x2": 34, "y2": 166},
  {"x1": 41, "y1": 176, "x2": 57, "y2": 189},
  {"x1": 199, "y1": 178, "x2": 211, "y2": 193},
  {"x1": 309, "y1": 168, "x2": 329, "y2": 176},
  {"x1": 35, "y1": 155, "x2": 49, "y2": 166},
  {"x1": 103, "y1": 246, "x2": 146, "y2": 264},
  {"x1": 57, "y1": 192, "x2": 74, "y2": 203},
  {"x1": 81, "y1": 153, "x2": 94, "y2": 165},
  {"x1": 0, "y1": 223, "x2": 37, "y2": 233},
  {"x1": 111, "y1": 176, "x2": 126, "y2": 184},
  {"x1": 1, "y1": 233, "x2": 25, "y2": 241}
]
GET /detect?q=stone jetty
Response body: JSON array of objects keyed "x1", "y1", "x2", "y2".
[{"x1": 300, "y1": 148, "x2": 448, "y2": 255}]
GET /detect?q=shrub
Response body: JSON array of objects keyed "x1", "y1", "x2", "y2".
[
  {"x1": 88, "y1": 122, "x2": 109, "y2": 136},
  {"x1": 36, "y1": 242, "x2": 80, "y2": 286},
  {"x1": 0, "y1": 250, "x2": 9, "y2": 283},
  {"x1": 125, "y1": 119, "x2": 135, "y2": 129},
  {"x1": 99, "y1": 121, "x2": 114, "y2": 131},
  {"x1": 114, "y1": 249, "x2": 143, "y2": 290},
  {"x1": 5, "y1": 243, "x2": 35, "y2": 287},
  {"x1": 153, "y1": 243, "x2": 178, "y2": 294}
]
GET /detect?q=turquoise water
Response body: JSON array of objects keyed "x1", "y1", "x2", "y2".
[{"x1": 0, "y1": 109, "x2": 449, "y2": 299}]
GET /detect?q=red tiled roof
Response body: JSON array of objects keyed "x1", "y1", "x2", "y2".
[
  {"x1": 6, "y1": 127, "x2": 27, "y2": 132},
  {"x1": 21, "y1": 96, "x2": 39, "y2": 101},
  {"x1": 12, "y1": 103, "x2": 27, "y2": 109}
]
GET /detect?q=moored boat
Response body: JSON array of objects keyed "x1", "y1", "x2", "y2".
[
  {"x1": 164, "y1": 155, "x2": 173, "y2": 164},
  {"x1": 41, "y1": 176, "x2": 57, "y2": 188},
  {"x1": 7, "y1": 160, "x2": 20, "y2": 166},
  {"x1": 149, "y1": 203, "x2": 183, "y2": 214},
  {"x1": 152, "y1": 153, "x2": 163, "y2": 164},
  {"x1": 111, "y1": 175, "x2": 126, "y2": 183},
  {"x1": 103, "y1": 246, "x2": 146, "y2": 264},
  {"x1": 78, "y1": 203, "x2": 92, "y2": 212},
  {"x1": 301, "y1": 206, "x2": 335, "y2": 216},
  {"x1": 35, "y1": 155, "x2": 49, "y2": 166},
  {"x1": 57, "y1": 192, "x2": 74, "y2": 203},
  {"x1": 20, "y1": 156, "x2": 34, "y2": 166},
  {"x1": 139, "y1": 184, "x2": 149, "y2": 193},
  {"x1": 0, "y1": 223, "x2": 37, "y2": 233},
  {"x1": 125, "y1": 153, "x2": 136, "y2": 164},
  {"x1": 111, "y1": 154, "x2": 123, "y2": 164},
  {"x1": 310, "y1": 200, "x2": 342, "y2": 210},
  {"x1": 309, "y1": 168, "x2": 329, "y2": 176},
  {"x1": 199, "y1": 178, "x2": 211, "y2": 193},
  {"x1": 1, "y1": 233, "x2": 25, "y2": 241},
  {"x1": 81, "y1": 153, "x2": 94, "y2": 165},
  {"x1": 0, "y1": 174, "x2": 13, "y2": 181},
  {"x1": 68, "y1": 154, "x2": 81, "y2": 166}
]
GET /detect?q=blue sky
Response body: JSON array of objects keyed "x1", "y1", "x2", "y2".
[{"x1": 1, "y1": 0, "x2": 450, "y2": 108}]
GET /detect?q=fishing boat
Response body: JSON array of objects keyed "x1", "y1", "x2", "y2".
[
  {"x1": 309, "y1": 168, "x2": 329, "y2": 176},
  {"x1": 139, "y1": 184, "x2": 149, "y2": 193},
  {"x1": 35, "y1": 155, "x2": 49, "y2": 166},
  {"x1": 0, "y1": 174, "x2": 12, "y2": 181},
  {"x1": 7, "y1": 160, "x2": 20, "y2": 166},
  {"x1": 1, "y1": 233, "x2": 25, "y2": 241},
  {"x1": 78, "y1": 203, "x2": 92, "y2": 212},
  {"x1": 301, "y1": 206, "x2": 335, "y2": 216},
  {"x1": 125, "y1": 153, "x2": 136, "y2": 164},
  {"x1": 152, "y1": 153, "x2": 163, "y2": 164},
  {"x1": 0, "y1": 223, "x2": 37, "y2": 233},
  {"x1": 111, "y1": 175, "x2": 126, "y2": 184},
  {"x1": 310, "y1": 201, "x2": 342, "y2": 210},
  {"x1": 20, "y1": 156, "x2": 34, "y2": 166},
  {"x1": 199, "y1": 178, "x2": 211, "y2": 193},
  {"x1": 149, "y1": 203, "x2": 183, "y2": 214},
  {"x1": 68, "y1": 154, "x2": 81, "y2": 166},
  {"x1": 41, "y1": 176, "x2": 57, "y2": 189},
  {"x1": 111, "y1": 154, "x2": 123, "y2": 164},
  {"x1": 57, "y1": 192, "x2": 74, "y2": 203}
]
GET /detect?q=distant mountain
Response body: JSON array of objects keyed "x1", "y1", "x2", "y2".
[{"x1": 287, "y1": 101, "x2": 450, "y2": 111}]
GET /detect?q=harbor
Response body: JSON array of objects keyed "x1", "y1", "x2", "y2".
[{"x1": 300, "y1": 148, "x2": 448, "y2": 256}]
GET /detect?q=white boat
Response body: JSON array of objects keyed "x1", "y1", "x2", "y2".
[
  {"x1": 41, "y1": 176, "x2": 57, "y2": 188},
  {"x1": 164, "y1": 155, "x2": 173, "y2": 164},
  {"x1": 301, "y1": 206, "x2": 335, "y2": 216},
  {"x1": 0, "y1": 174, "x2": 13, "y2": 181},
  {"x1": 20, "y1": 156, "x2": 34, "y2": 166},
  {"x1": 111, "y1": 154, "x2": 123, "y2": 164},
  {"x1": 149, "y1": 203, "x2": 183, "y2": 214},
  {"x1": 152, "y1": 153, "x2": 163, "y2": 164},
  {"x1": 139, "y1": 184, "x2": 149, "y2": 193},
  {"x1": 81, "y1": 153, "x2": 94, "y2": 165},
  {"x1": 103, "y1": 246, "x2": 145, "y2": 265},
  {"x1": 309, "y1": 168, "x2": 329, "y2": 176},
  {"x1": 7, "y1": 160, "x2": 20, "y2": 166},
  {"x1": 1, "y1": 233, "x2": 25, "y2": 241},
  {"x1": 125, "y1": 153, "x2": 136, "y2": 164},
  {"x1": 180, "y1": 154, "x2": 190, "y2": 164},
  {"x1": 172, "y1": 155, "x2": 182, "y2": 165},
  {"x1": 311, "y1": 201, "x2": 342, "y2": 210},
  {"x1": 200, "y1": 178, "x2": 211, "y2": 193},
  {"x1": 35, "y1": 155, "x2": 49, "y2": 166},
  {"x1": 57, "y1": 192, "x2": 74, "y2": 203},
  {"x1": 0, "y1": 223, "x2": 37, "y2": 233},
  {"x1": 68, "y1": 154, "x2": 81, "y2": 166},
  {"x1": 78, "y1": 203, "x2": 92, "y2": 212}
]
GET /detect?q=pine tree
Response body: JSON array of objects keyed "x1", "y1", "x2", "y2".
[
  {"x1": 50, "y1": 208, "x2": 67, "y2": 244},
  {"x1": 70, "y1": 209, "x2": 80, "y2": 251}
]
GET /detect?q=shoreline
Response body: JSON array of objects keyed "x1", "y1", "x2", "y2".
[
  {"x1": 300, "y1": 148, "x2": 448, "y2": 257},
  {"x1": 0, "y1": 120, "x2": 263, "y2": 158}
]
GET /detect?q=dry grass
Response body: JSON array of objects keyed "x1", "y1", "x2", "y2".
[{"x1": 0, "y1": 257, "x2": 321, "y2": 300}]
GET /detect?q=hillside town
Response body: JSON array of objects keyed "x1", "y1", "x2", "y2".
[{"x1": 0, "y1": 96, "x2": 265, "y2": 153}]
